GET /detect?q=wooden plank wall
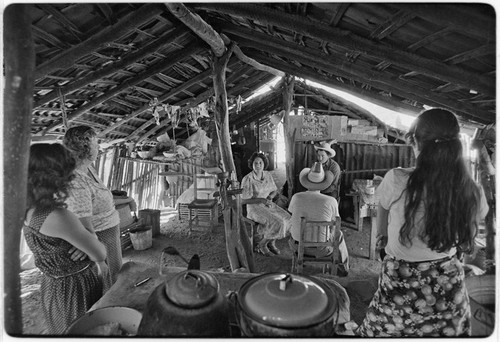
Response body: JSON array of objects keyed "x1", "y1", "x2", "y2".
[{"x1": 94, "y1": 146, "x2": 206, "y2": 211}]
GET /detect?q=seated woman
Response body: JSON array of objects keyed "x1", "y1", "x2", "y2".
[
  {"x1": 23, "y1": 143, "x2": 108, "y2": 334},
  {"x1": 241, "y1": 152, "x2": 291, "y2": 256}
]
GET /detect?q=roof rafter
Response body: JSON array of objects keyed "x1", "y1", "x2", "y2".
[{"x1": 194, "y1": 3, "x2": 494, "y2": 97}]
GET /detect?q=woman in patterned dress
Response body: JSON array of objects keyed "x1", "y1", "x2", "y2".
[
  {"x1": 63, "y1": 126, "x2": 121, "y2": 288},
  {"x1": 356, "y1": 108, "x2": 489, "y2": 337},
  {"x1": 23, "y1": 144, "x2": 107, "y2": 334},
  {"x1": 241, "y1": 152, "x2": 291, "y2": 256}
]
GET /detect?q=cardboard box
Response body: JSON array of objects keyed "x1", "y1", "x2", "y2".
[
  {"x1": 289, "y1": 115, "x2": 348, "y2": 141},
  {"x1": 350, "y1": 125, "x2": 378, "y2": 136}
]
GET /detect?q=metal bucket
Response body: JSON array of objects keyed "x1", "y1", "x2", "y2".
[{"x1": 465, "y1": 275, "x2": 495, "y2": 337}]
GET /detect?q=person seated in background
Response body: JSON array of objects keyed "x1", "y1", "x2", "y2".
[
  {"x1": 241, "y1": 152, "x2": 291, "y2": 256},
  {"x1": 314, "y1": 141, "x2": 341, "y2": 200},
  {"x1": 288, "y1": 162, "x2": 350, "y2": 276},
  {"x1": 23, "y1": 143, "x2": 108, "y2": 334}
]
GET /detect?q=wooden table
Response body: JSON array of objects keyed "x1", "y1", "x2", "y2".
[
  {"x1": 91, "y1": 261, "x2": 351, "y2": 330},
  {"x1": 348, "y1": 179, "x2": 381, "y2": 260}
]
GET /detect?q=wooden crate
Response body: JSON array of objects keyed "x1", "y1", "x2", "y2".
[{"x1": 178, "y1": 203, "x2": 222, "y2": 221}]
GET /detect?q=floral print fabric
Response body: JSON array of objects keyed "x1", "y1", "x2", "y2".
[{"x1": 356, "y1": 255, "x2": 471, "y2": 337}]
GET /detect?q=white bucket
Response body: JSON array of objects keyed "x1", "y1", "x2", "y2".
[{"x1": 129, "y1": 226, "x2": 152, "y2": 251}]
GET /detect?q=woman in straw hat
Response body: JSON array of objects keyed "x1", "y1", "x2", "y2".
[{"x1": 288, "y1": 162, "x2": 350, "y2": 276}]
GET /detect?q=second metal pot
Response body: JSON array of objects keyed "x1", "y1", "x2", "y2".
[{"x1": 234, "y1": 273, "x2": 338, "y2": 337}]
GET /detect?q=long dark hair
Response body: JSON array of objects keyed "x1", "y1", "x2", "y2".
[
  {"x1": 401, "y1": 108, "x2": 480, "y2": 253},
  {"x1": 27, "y1": 144, "x2": 76, "y2": 211}
]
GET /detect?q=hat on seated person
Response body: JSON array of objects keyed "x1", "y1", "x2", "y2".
[
  {"x1": 299, "y1": 162, "x2": 334, "y2": 191},
  {"x1": 314, "y1": 141, "x2": 336, "y2": 158}
]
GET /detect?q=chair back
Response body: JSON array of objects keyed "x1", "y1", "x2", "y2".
[
  {"x1": 299, "y1": 217, "x2": 340, "y2": 249},
  {"x1": 292, "y1": 216, "x2": 341, "y2": 274}
]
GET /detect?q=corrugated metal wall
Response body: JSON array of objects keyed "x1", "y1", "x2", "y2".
[{"x1": 339, "y1": 142, "x2": 415, "y2": 189}]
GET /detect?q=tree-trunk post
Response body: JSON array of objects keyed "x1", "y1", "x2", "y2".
[
  {"x1": 212, "y1": 46, "x2": 252, "y2": 271},
  {"x1": 212, "y1": 46, "x2": 236, "y2": 174},
  {"x1": 282, "y1": 75, "x2": 295, "y2": 196},
  {"x1": 3, "y1": 4, "x2": 35, "y2": 335}
]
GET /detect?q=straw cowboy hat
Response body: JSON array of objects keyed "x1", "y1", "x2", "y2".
[
  {"x1": 314, "y1": 141, "x2": 336, "y2": 158},
  {"x1": 299, "y1": 162, "x2": 334, "y2": 191}
]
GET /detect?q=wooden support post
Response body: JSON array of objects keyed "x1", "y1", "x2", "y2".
[
  {"x1": 217, "y1": 174, "x2": 253, "y2": 272},
  {"x1": 282, "y1": 75, "x2": 295, "y2": 196},
  {"x1": 212, "y1": 45, "x2": 236, "y2": 174},
  {"x1": 4, "y1": 4, "x2": 35, "y2": 335},
  {"x1": 212, "y1": 46, "x2": 253, "y2": 272}
]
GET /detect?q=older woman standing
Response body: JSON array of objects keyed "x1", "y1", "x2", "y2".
[
  {"x1": 63, "y1": 126, "x2": 121, "y2": 288},
  {"x1": 241, "y1": 152, "x2": 291, "y2": 256}
]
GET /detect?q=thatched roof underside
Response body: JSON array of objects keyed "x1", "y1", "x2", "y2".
[{"x1": 24, "y1": 2, "x2": 495, "y2": 144}]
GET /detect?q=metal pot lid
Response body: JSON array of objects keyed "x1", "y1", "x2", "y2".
[
  {"x1": 238, "y1": 273, "x2": 335, "y2": 328},
  {"x1": 165, "y1": 270, "x2": 219, "y2": 308}
]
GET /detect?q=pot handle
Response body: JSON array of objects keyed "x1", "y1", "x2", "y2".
[
  {"x1": 227, "y1": 291, "x2": 242, "y2": 337},
  {"x1": 279, "y1": 273, "x2": 293, "y2": 291}
]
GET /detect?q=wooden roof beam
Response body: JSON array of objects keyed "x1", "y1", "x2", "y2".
[
  {"x1": 37, "y1": 4, "x2": 84, "y2": 40},
  {"x1": 406, "y1": 27, "x2": 452, "y2": 52},
  {"x1": 329, "y1": 3, "x2": 350, "y2": 26},
  {"x1": 390, "y1": 3, "x2": 495, "y2": 42},
  {"x1": 35, "y1": 3, "x2": 165, "y2": 79},
  {"x1": 34, "y1": 27, "x2": 189, "y2": 108},
  {"x1": 98, "y1": 66, "x2": 213, "y2": 137},
  {"x1": 165, "y1": 2, "x2": 225, "y2": 57},
  {"x1": 194, "y1": 3, "x2": 494, "y2": 97},
  {"x1": 227, "y1": 29, "x2": 494, "y2": 122},
  {"x1": 220, "y1": 34, "x2": 284, "y2": 77},
  {"x1": 444, "y1": 44, "x2": 496, "y2": 65},
  {"x1": 166, "y1": 3, "x2": 283, "y2": 78},
  {"x1": 129, "y1": 62, "x2": 254, "y2": 141},
  {"x1": 41, "y1": 42, "x2": 203, "y2": 134},
  {"x1": 369, "y1": 10, "x2": 417, "y2": 40},
  {"x1": 247, "y1": 51, "x2": 491, "y2": 125}
]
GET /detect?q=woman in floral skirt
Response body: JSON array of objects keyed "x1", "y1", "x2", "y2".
[{"x1": 356, "y1": 108, "x2": 489, "y2": 337}]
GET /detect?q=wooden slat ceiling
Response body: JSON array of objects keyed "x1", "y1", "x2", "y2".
[{"x1": 24, "y1": 2, "x2": 495, "y2": 143}]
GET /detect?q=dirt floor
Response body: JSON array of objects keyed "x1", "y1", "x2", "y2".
[
  {"x1": 20, "y1": 162, "x2": 382, "y2": 335},
  {"x1": 20, "y1": 210, "x2": 382, "y2": 335}
]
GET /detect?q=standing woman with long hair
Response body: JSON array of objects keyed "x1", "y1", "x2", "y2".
[
  {"x1": 63, "y1": 126, "x2": 121, "y2": 289},
  {"x1": 23, "y1": 144, "x2": 107, "y2": 334},
  {"x1": 356, "y1": 108, "x2": 489, "y2": 337}
]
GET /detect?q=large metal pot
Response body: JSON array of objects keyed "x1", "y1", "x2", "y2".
[
  {"x1": 137, "y1": 270, "x2": 230, "y2": 337},
  {"x1": 234, "y1": 273, "x2": 339, "y2": 337}
]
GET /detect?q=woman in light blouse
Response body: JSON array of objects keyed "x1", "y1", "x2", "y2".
[
  {"x1": 241, "y1": 152, "x2": 291, "y2": 256},
  {"x1": 356, "y1": 109, "x2": 489, "y2": 337},
  {"x1": 63, "y1": 126, "x2": 121, "y2": 289}
]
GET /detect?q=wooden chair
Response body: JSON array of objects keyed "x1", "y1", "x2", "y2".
[
  {"x1": 187, "y1": 172, "x2": 219, "y2": 233},
  {"x1": 291, "y1": 217, "x2": 341, "y2": 275}
]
